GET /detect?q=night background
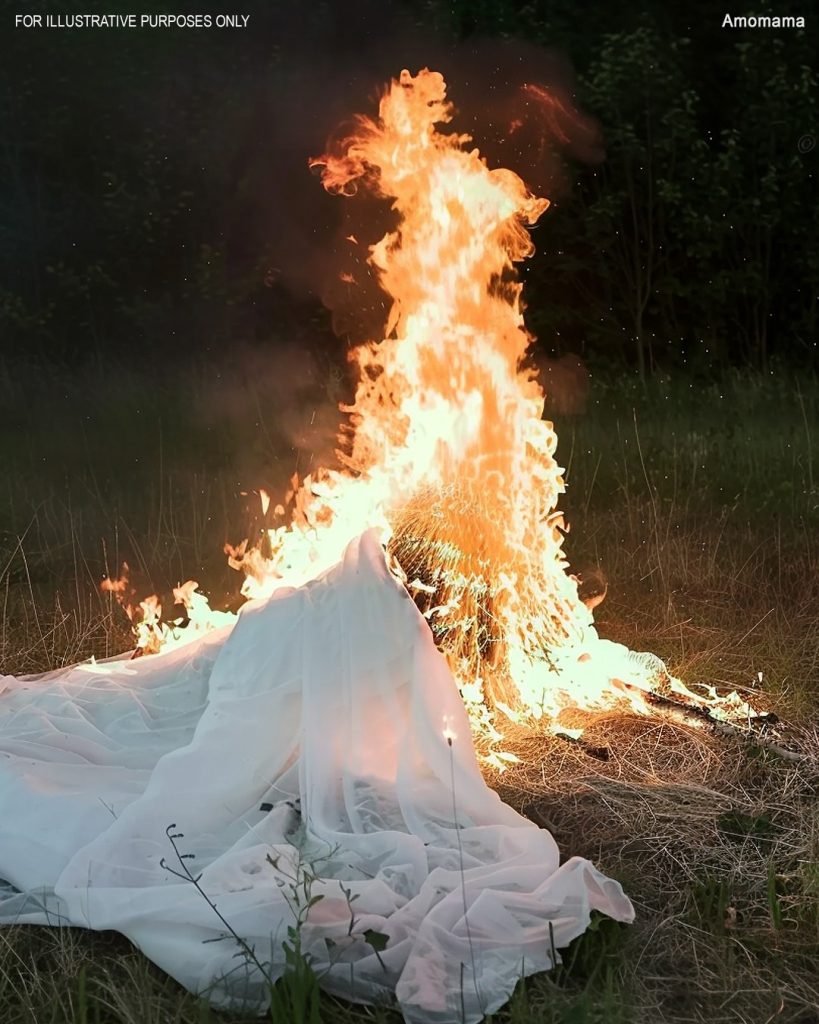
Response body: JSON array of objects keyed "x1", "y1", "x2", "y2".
[
  {"x1": 1, "y1": 1, "x2": 819, "y2": 1021},
  {"x1": 4, "y1": 0, "x2": 818, "y2": 372}
]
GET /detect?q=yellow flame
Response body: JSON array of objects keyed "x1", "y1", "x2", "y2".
[
  {"x1": 109, "y1": 68, "x2": 763, "y2": 751},
  {"x1": 242, "y1": 69, "x2": 595, "y2": 718}
]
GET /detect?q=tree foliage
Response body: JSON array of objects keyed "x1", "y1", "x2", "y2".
[{"x1": 2, "y1": 0, "x2": 817, "y2": 373}]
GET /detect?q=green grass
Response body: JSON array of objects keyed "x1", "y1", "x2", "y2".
[{"x1": 1, "y1": 351, "x2": 818, "y2": 1022}]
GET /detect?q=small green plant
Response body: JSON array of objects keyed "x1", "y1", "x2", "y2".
[
  {"x1": 161, "y1": 821, "x2": 391, "y2": 1024},
  {"x1": 267, "y1": 927, "x2": 323, "y2": 1024},
  {"x1": 690, "y1": 875, "x2": 734, "y2": 935},
  {"x1": 161, "y1": 821, "x2": 327, "y2": 1021},
  {"x1": 553, "y1": 913, "x2": 629, "y2": 987},
  {"x1": 160, "y1": 825, "x2": 277, "y2": 982},
  {"x1": 264, "y1": 837, "x2": 328, "y2": 1024},
  {"x1": 499, "y1": 925, "x2": 630, "y2": 1024},
  {"x1": 73, "y1": 965, "x2": 89, "y2": 1024}
]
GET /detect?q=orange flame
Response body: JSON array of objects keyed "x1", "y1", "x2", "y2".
[
  {"x1": 112, "y1": 68, "x2": 762, "y2": 758},
  {"x1": 101, "y1": 564, "x2": 235, "y2": 657},
  {"x1": 244, "y1": 70, "x2": 594, "y2": 715}
]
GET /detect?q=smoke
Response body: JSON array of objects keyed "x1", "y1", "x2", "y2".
[
  {"x1": 228, "y1": 0, "x2": 602, "y2": 345},
  {"x1": 532, "y1": 352, "x2": 591, "y2": 417},
  {"x1": 190, "y1": 340, "x2": 351, "y2": 489}
]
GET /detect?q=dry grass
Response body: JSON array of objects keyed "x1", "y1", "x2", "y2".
[
  {"x1": 0, "y1": 359, "x2": 817, "y2": 1022},
  {"x1": 494, "y1": 714, "x2": 819, "y2": 1022}
]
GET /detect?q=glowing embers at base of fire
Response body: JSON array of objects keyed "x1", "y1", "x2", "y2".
[{"x1": 474, "y1": 638, "x2": 765, "y2": 770}]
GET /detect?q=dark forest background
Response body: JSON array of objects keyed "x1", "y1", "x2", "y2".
[{"x1": 2, "y1": 0, "x2": 817, "y2": 378}]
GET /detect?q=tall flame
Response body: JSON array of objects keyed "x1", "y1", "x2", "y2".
[
  {"x1": 122, "y1": 68, "x2": 761, "y2": 758},
  {"x1": 236, "y1": 69, "x2": 620, "y2": 725}
]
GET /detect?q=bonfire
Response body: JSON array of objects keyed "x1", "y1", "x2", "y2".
[
  {"x1": 3, "y1": 66, "x2": 813, "y2": 1024},
  {"x1": 112, "y1": 67, "x2": 785, "y2": 765}
]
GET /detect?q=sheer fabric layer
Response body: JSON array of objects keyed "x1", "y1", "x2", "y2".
[{"x1": 0, "y1": 531, "x2": 633, "y2": 1023}]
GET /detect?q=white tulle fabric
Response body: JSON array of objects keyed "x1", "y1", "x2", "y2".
[{"x1": 0, "y1": 530, "x2": 633, "y2": 1023}]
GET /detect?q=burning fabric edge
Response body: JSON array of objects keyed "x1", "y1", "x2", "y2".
[{"x1": 0, "y1": 531, "x2": 634, "y2": 1024}]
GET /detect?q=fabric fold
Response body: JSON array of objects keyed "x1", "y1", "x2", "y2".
[{"x1": 0, "y1": 530, "x2": 633, "y2": 1023}]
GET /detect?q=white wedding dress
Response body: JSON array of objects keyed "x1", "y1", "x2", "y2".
[{"x1": 0, "y1": 530, "x2": 633, "y2": 1023}]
